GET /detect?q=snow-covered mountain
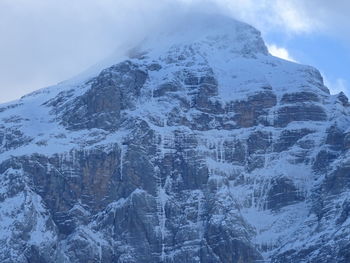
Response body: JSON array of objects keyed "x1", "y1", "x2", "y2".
[{"x1": 1, "y1": 14, "x2": 350, "y2": 263}]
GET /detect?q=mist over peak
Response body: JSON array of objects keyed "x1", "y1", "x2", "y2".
[{"x1": 134, "y1": 13, "x2": 267, "y2": 54}]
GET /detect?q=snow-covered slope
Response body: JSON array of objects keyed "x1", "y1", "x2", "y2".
[{"x1": 0, "y1": 13, "x2": 350, "y2": 263}]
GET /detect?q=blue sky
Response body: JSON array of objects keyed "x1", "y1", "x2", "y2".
[{"x1": 0, "y1": 0, "x2": 348, "y2": 102}]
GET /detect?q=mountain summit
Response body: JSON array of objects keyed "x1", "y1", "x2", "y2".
[
  {"x1": 134, "y1": 13, "x2": 268, "y2": 55},
  {"x1": 0, "y1": 14, "x2": 349, "y2": 263}
]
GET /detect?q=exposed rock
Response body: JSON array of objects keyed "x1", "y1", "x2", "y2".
[
  {"x1": 266, "y1": 177, "x2": 305, "y2": 210},
  {"x1": 337, "y1": 92, "x2": 349, "y2": 107},
  {"x1": 275, "y1": 104, "x2": 327, "y2": 127},
  {"x1": 230, "y1": 91, "x2": 277, "y2": 128},
  {"x1": 0, "y1": 13, "x2": 349, "y2": 263},
  {"x1": 326, "y1": 125, "x2": 346, "y2": 150},
  {"x1": 274, "y1": 129, "x2": 313, "y2": 152},
  {"x1": 280, "y1": 91, "x2": 320, "y2": 104},
  {"x1": 61, "y1": 61, "x2": 148, "y2": 130}
]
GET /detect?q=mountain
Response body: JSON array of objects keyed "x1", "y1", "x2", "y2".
[{"x1": 0, "y1": 13, "x2": 350, "y2": 263}]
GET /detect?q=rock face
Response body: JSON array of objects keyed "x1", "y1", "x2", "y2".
[{"x1": 0, "y1": 13, "x2": 350, "y2": 263}]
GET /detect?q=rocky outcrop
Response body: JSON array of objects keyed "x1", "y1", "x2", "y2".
[
  {"x1": 275, "y1": 104, "x2": 327, "y2": 127},
  {"x1": 61, "y1": 61, "x2": 148, "y2": 131},
  {"x1": 230, "y1": 91, "x2": 276, "y2": 128}
]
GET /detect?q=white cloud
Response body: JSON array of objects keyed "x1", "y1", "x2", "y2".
[
  {"x1": 273, "y1": 0, "x2": 318, "y2": 33},
  {"x1": 186, "y1": 0, "x2": 320, "y2": 34},
  {"x1": 288, "y1": 0, "x2": 350, "y2": 40},
  {"x1": 0, "y1": 0, "x2": 349, "y2": 102},
  {"x1": 267, "y1": 44, "x2": 297, "y2": 62},
  {"x1": 324, "y1": 77, "x2": 349, "y2": 97},
  {"x1": 185, "y1": 0, "x2": 350, "y2": 37},
  {"x1": 0, "y1": 0, "x2": 183, "y2": 102}
]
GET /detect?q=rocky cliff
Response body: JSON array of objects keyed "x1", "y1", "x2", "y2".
[{"x1": 0, "y1": 14, "x2": 350, "y2": 263}]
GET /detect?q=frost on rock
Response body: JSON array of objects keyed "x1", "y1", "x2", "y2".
[{"x1": 0, "y1": 13, "x2": 349, "y2": 263}]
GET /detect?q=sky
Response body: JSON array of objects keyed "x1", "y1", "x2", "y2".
[{"x1": 0, "y1": 0, "x2": 349, "y2": 103}]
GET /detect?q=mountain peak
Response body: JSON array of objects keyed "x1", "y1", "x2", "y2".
[{"x1": 133, "y1": 13, "x2": 268, "y2": 57}]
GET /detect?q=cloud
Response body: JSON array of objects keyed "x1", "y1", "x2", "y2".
[
  {"x1": 0, "y1": 0, "x2": 186, "y2": 102},
  {"x1": 324, "y1": 77, "x2": 349, "y2": 97},
  {"x1": 0, "y1": 0, "x2": 348, "y2": 102},
  {"x1": 181, "y1": 0, "x2": 319, "y2": 34},
  {"x1": 289, "y1": 0, "x2": 350, "y2": 40},
  {"x1": 267, "y1": 44, "x2": 297, "y2": 62},
  {"x1": 185, "y1": 0, "x2": 350, "y2": 39}
]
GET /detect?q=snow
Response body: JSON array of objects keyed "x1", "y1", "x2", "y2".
[
  {"x1": 242, "y1": 202, "x2": 310, "y2": 257},
  {"x1": 0, "y1": 188, "x2": 56, "y2": 250},
  {"x1": 119, "y1": 144, "x2": 126, "y2": 180},
  {"x1": 0, "y1": 12, "x2": 349, "y2": 262}
]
